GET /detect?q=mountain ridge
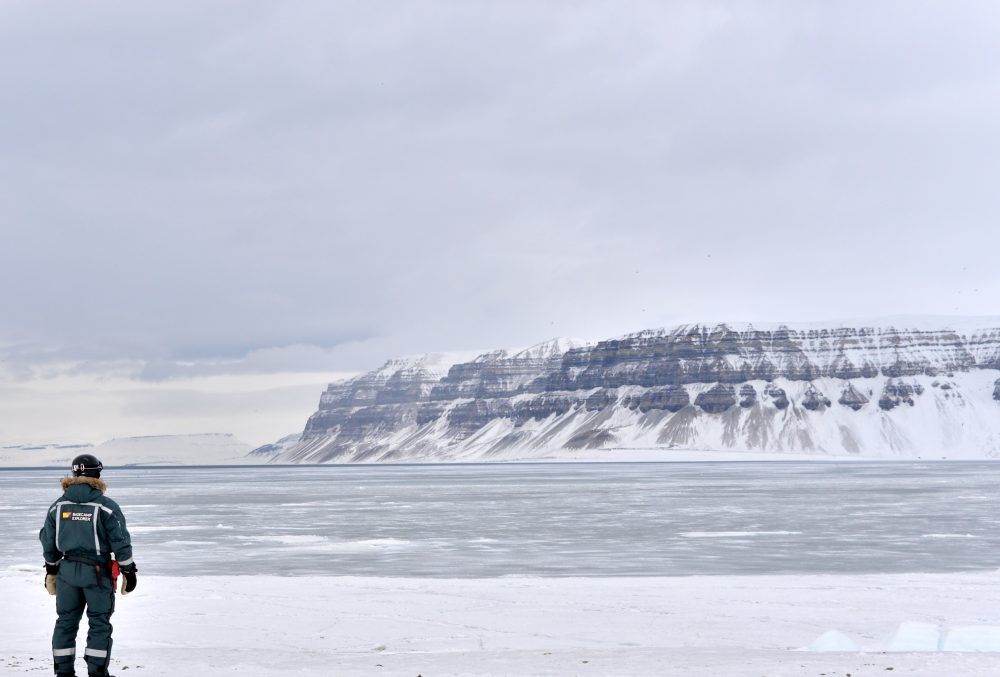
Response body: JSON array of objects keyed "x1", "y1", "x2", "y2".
[{"x1": 273, "y1": 319, "x2": 1000, "y2": 463}]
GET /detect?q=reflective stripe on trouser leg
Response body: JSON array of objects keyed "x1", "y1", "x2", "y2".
[
  {"x1": 85, "y1": 637, "x2": 112, "y2": 673},
  {"x1": 53, "y1": 646, "x2": 76, "y2": 674}
]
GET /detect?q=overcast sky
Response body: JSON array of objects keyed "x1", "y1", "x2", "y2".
[{"x1": 1, "y1": 1, "x2": 998, "y2": 446}]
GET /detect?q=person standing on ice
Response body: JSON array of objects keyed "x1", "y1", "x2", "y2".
[{"x1": 38, "y1": 455, "x2": 138, "y2": 677}]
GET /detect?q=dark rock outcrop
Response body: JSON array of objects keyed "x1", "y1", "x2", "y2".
[
  {"x1": 801, "y1": 385, "x2": 832, "y2": 411},
  {"x1": 543, "y1": 324, "x2": 981, "y2": 392},
  {"x1": 994, "y1": 379, "x2": 1000, "y2": 401},
  {"x1": 431, "y1": 340, "x2": 573, "y2": 401},
  {"x1": 585, "y1": 388, "x2": 617, "y2": 411},
  {"x1": 765, "y1": 384, "x2": 790, "y2": 410},
  {"x1": 887, "y1": 381, "x2": 916, "y2": 405},
  {"x1": 879, "y1": 379, "x2": 919, "y2": 410},
  {"x1": 637, "y1": 386, "x2": 690, "y2": 413},
  {"x1": 448, "y1": 400, "x2": 514, "y2": 435},
  {"x1": 512, "y1": 394, "x2": 577, "y2": 425},
  {"x1": 739, "y1": 384, "x2": 757, "y2": 408},
  {"x1": 838, "y1": 384, "x2": 869, "y2": 411},
  {"x1": 695, "y1": 384, "x2": 737, "y2": 413},
  {"x1": 415, "y1": 402, "x2": 447, "y2": 426}
]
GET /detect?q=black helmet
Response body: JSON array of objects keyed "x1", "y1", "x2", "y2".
[{"x1": 71, "y1": 454, "x2": 103, "y2": 478}]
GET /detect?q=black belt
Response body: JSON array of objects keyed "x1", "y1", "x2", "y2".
[{"x1": 62, "y1": 555, "x2": 112, "y2": 586}]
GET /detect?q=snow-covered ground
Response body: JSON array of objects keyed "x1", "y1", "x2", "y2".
[{"x1": 5, "y1": 568, "x2": 1000, "y2": 676}]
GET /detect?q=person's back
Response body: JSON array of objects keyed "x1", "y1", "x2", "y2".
[{"x1": 39, "y1": 455, "x2": 137, "y2": 677}]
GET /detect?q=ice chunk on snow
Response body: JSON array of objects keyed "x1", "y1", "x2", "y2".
[
  {"x1": 887, "y1": 622, "x2": 941, "y2": 651},
  {"x1": 941, "y1": 626, "x2": 1000, "y2": 652},
  {"x1": 798, "y1": 630, "x2": 859, "y2": 652}
]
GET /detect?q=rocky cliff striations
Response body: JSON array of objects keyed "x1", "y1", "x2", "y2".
[{"x1": 276, "y1": 321, "x2": 1000, "y2": 463}]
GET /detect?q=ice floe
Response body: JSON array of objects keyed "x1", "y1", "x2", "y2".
[{"x1": 803, "y1": 622, "x2": 1000, "y2": 652}]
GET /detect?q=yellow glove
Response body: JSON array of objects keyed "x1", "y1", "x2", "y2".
[{"x1": 44, "y1": 563, "x2": 59, "y2": 595}]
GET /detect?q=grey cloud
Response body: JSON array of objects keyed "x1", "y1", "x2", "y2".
[
  {"x1": 138, "y1": 342, "x2": 370, "y2": 381},
  {"x1": 117, "y1": 382, "x2": 326, "y2": 421},
  {"x1": 1, "y1": 0, "x2": 998, "y2": 381}
]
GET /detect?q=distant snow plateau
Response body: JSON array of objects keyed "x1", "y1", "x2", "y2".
[{"x1": 0, "y1": 434, "x2": 252, "y2": 468}]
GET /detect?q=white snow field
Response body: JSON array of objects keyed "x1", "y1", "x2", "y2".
[
  {"x1": 5, "y1": 568, "x2": 1000, "y2": 676},
  {"x1": 0, "y1": 434, "x2": 252, "y2": 468}
]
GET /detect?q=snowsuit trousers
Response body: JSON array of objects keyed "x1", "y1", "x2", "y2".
[{"x1": 52, "y1": 561, "x2": 115, "y2": 676}]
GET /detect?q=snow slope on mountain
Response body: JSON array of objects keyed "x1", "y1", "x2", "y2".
[
  {"x1": 0, "y1": 434, "x2": 252, "y2": 467},
  {"x1": 276, "y1": 320, "x2": 1000, "y2": 463},
  {"x1": 248, "y1": 433, "x2": 301, "y2": 458}
]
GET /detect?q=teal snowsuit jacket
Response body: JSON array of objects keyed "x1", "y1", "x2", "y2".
[
  {"x1": 39, "y1": 476, "x2": 134, "y2": 567},
  {"x1": 39, "y1": 476, "x2": 134, "y2": 674}
]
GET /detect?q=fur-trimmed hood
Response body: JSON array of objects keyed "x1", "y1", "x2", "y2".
[{"x1": 60, "y1": 475, "x2": 107, "y2": 494}]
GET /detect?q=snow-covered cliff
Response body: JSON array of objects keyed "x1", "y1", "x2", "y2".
[{"x1": 274, "y1": 321, "x2": 1000, "y2": 462}]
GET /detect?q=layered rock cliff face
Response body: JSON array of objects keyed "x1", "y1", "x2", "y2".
[{"x1": 275, "y1": 322, "x2": 1000, "y2": 463}]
